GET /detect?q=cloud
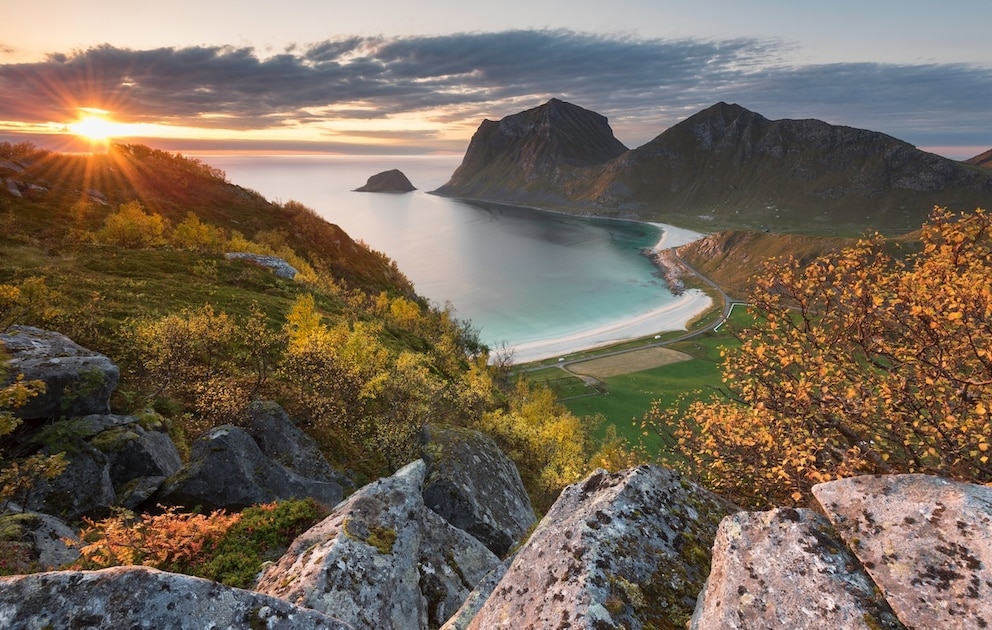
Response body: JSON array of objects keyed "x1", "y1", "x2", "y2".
[{"x1": 0, "y1": 30, "x2": 989, "y2": 151}]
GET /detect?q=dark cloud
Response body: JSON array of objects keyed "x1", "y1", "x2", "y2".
[{"x1": 0, "y1": 30, "x2": 989, "y2": 151}]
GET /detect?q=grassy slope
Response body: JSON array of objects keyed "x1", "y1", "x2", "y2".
[{"x1": 0, "y1": 144, "x2": 415, "y2": 377}]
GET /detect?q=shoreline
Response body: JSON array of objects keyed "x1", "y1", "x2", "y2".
[
  {"x1": 428, "y1": 195, "x2": 714, "y2": 365},
  {"x1": 507, "y1": 288, "x2": 713, "y2": 364},
  {"x1": 506, "y1": 222, "x2": 712, "y2": 364}
]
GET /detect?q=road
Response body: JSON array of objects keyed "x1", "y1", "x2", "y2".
[{"x1": 521, "y1": 251, "x2": 745, "y2": 378}]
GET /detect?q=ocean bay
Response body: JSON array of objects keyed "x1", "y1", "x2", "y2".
[{"x1": 202, "y1": 154, "x2": 710, "y2": 362}]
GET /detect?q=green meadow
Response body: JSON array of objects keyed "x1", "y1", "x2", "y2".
[{"x1": 527, "y1": 305, "x2": 753, "y2": 456}]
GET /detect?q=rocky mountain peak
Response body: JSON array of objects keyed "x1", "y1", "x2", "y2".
[{"x1": 432, "y1": 98, "x2": 627, "y2": 200}]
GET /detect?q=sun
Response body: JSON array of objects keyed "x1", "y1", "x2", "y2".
[{"x1": 68, "y1": 108, "x2": 117, "y2": 144}]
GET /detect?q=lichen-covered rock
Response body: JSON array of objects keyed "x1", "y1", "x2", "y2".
[
  {"x1": 0, "y1": 566, "x2": 353, "y2": 629},
  {"x1": 0, "y1": 326, "x2": 119, "y2": 419},
  {"x1": 242, "y1": 401, "x2": 352, "y2": 491},
  {"x1": 813, "y1": 474, "x2": 992, "y2": 630},
  {"x1": 440, "y1": 554, "x2": 515, "y2": 630},
  {"x1": 690, "y1": 508, "x2": 902, "y2": 629},
  {"x1": 255, "y1": 460, "x2": 499, "y2": 630},
  {"x1": 156, "y1": 425, "x2": 344, "y2": 511},
  {"x1": 0, "y1": 509, "x2": 79, "y2": 571},
  {"x1": 421, "y1": 425, "x2": 536, "y2": 556},
  {"x1": 464, "y1": 465, "x2": 736, "y2": 629},
  {"x1": 225, "y1": 252, "x2": 298, "y2": 279}
]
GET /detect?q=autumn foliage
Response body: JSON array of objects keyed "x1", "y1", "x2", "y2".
[
  {"x1": 73, "y1": 499, "x2": 327, "y2": 587},
  {"x1": 657, "y1": 208, "x2": 992, "y2": 508}
]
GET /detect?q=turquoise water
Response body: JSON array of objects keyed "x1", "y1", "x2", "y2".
[{"x1": 202, "y1": 154, "x2": 680, "y2": 352}]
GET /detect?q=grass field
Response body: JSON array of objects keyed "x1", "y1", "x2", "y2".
[{"x1": 528, "y1": 306, "x2": 755, "y2": 456}]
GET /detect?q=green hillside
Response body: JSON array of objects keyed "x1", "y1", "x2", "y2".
[{"x1": 0, "y1": 141, "x2": 613, "y2": 510}]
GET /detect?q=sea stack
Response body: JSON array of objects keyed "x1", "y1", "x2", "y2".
[{"x1": 354, "y1": 169, "x2": 416, "y2": 193}]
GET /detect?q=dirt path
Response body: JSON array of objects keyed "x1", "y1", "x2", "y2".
[{"x1": 566, "y1": 346, "x2": 693, "y2": 379}]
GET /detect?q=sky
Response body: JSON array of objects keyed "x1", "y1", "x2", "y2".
[{"x1": 2, "y1": 0, "x2": 990, "y2": 158}]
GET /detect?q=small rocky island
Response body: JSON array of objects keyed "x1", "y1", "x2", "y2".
[{"x1": 353, "y1": 169, "x2": 416, "y2": 193}]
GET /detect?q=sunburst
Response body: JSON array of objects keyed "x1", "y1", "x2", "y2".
[{"x1": 68, "y1": 108, "x2": 120, "y2": 146}]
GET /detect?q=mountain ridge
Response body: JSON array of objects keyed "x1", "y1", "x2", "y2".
[{"x1": 434, "y1": 100, "x2": 992, "y2": 234}]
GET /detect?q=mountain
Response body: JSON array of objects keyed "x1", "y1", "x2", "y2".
[
  {"x1": 435, "y1": 101, "x2": 992, "y2": 234},
  {"x1": 967, "y1": 148, "x2": 992, "y2": 169},
  {"x1": 432, "y1": 98, "x2": 628, "y2": 202}
]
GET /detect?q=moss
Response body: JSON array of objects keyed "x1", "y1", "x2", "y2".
[
  {"x1": 366, "y1": 526, "x2": 397, "y2": 555},
  {"x1": 135, "y1": 411, "x2": 165, "y2": 432},
  {"x1": 0, "y1": 512, "x2": 39, "y2": 541},
  {"x1": 90, "y1": 426, "x2": 139, "y2": 453},
  {"x1": 342, "y1": 517, "x2": 397, "y2": 555}
]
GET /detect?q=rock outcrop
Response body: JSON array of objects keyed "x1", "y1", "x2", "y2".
[
  {"x1": 156, "y1": 424, "x2": 345, "y2": 511},
  {"x1": 813, "y1": 474, "x2": 992, "y2": 629},
  {"x1": 0, "y1": 566, "x2": 353, "y2": 629},
  {"x1": 24, "y1": 438, "x2": 116, "y2": 521},
  {"x1": 19, "y1": 413, "x2": 182, "y2": 518},
  {"x1": 458, "y1": 466, "x2": 737, "y2": 629},
  {"x1": 354, "y1": 169, "x2": 416, "y2": 193},
  {"x1": 255, "y1": 460, "x2": 500, "y2": 630},
  {"x1": 241, "y1": 401, "x2": 352, "y2": 491},
  {"x1": 83, "y1": 413, "x2": 183, "y2": 508},
  {"x1": 0, "y1": 326, "x2": 119, "y2": 419},
  {"x1": 421, "y1": 425, "x2": 536, "y2": 556},
  {"x1": 690, "y1": 508, "x2": 901, "y2": 629},
  {"x1": 224, "y1": 252, "x2": 298, "y2": 279}
]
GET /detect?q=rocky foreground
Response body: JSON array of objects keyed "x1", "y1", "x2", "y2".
[{"x1": 2, "y1": 325, "x2": 991, "y2": 628}]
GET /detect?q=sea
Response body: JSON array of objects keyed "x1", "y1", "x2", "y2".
[{"x1": 199, "y1": 154, "x2": 702, "y2": 361}]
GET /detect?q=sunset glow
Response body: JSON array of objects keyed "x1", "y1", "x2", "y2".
[
  {"x1": 68, "y1": 109, "x2": 118, "y2": 144},
  {"x1": 1, "y1": 2, "x2": 989, "y2": 157}
]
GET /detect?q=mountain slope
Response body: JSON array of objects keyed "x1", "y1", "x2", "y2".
[
  {"x1": 967, "y1": 148, "x2": 992, "y2": 169},
  {"x1": 433, "y1": 98, "x2": 627, "y2": 202},
  {"x1": 0, "y1": 143, "x2": 408, "y2": 292},
  {"x1": 436, "y1": 101, "x2": 992, "y2": 234}
]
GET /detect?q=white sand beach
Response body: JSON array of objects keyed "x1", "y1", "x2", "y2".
[
  {"x1": 650, "y1": 222, "x2": 706, "y2": 251},
  {"x1": 508, "y1": 223, "x2": 712, "y2": 364}
]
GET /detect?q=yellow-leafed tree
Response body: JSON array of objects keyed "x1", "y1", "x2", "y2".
[{"x1": 656, "y1": 208, "x2": 992, "y2": 508}]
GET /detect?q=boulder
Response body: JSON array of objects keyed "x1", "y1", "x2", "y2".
[
  {"x1": 690, "y1": 508, "x2": 901, "y2": 629},
  {"x1": 224, "y1": 252, "x2": 298, "y2": 279},
  {"x1": 813, "y1": 474, "x2": 992, "y2": 630},
  {"x1": 20, "y1": 414, "x2": 181, "y2": 512},
  {"x1": 354, "y1": 169, "x2": 416, "y2": 193},
  {"x1": 421, "y1": 425, "x2": 536, "y2": 556},
  {"x1": 255, "y1": 460, "x2": 500, "y2": 630},
  {"x1": 441, "y1": 554, "x2": 515, "y2": 630},
  {"x1": 463, "y1": 465, "x2": 736, "y2": 629},
  {"x1": 0, "y1": 509, "x2": 79, "y2": 572},
  {"x1": 86, "y1": 414, "x2": 182, "y2": 508},
  {"x1": 242, "y1": 401, "x2": 352, "y2": 490},
  {"x1": 25, "y1": 439, "x2": 115, "y2": 521},
  {"x1": 0, "y1": 326, "x2": 119, "y2": 419},
  {"x1": 0, "y1": 566, "x2": 353, "y2": 629},
  {"x1": 156, "y1": 425, "x2": 345, "y2": 511}
]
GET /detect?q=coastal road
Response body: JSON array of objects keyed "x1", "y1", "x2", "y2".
[{"x1": 521, "y1": 250, "x2": 745, "y2": 379}]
